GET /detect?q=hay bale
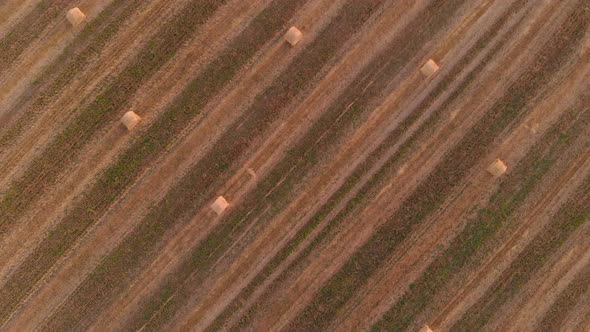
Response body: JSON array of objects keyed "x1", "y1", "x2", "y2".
[
  {"x1": 120, "y1": 111, "x2": 141, "y2": 130},
  {"x1": 419, "y1": 324, "x2": 434, "y2": 332},
  {"x1": 284, "y1": 26, "x2": 303, "y2": 46},
  {"x1": 487, "y1": 159, "x2": 507, "y2": 177},
  {"x1": 67, "y1": 7, "x2": 86, "y2": 27},
  {"x1": 420, "y1": 59, "x2": 439, "y2": 77},
  {"x1": 247, "y1": 168, "x2": 256, "y2": 178},
  {"x1": 211, "y1": 196, "x2": 229, "y2": 215}
]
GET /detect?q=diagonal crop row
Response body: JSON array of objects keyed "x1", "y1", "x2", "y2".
[
  {"x1": 0, "y1": 0, "x2": 229, "y2": 324},
  {"x1": 225, "y1": 0, "x2": 534, "y2": 329},
  {"x1": 374, "y1": 101, "x2": 590, "y2": 331},
  {"x1": 0, "y1": 0, "x2": 226, "y2": 226},
  {"x1": 73, "y1": 1, "x2": 391, "y2": 330},
  {"x1": 212, "y1": 0, "x2": 522, "y2": 329},
  {"x1": 450, "y1": 120, "x2": 590, "y2": 330},
  {"x1": 0, "y1": 0, "x2": 72, "y2": 74},
  {"x1": 538, "y1": 250, "x2": 590, "y2": 330},
  {"x1": 37, "y1": 0, "x2": 315, "y2": 329},
  {"x1": 0, "y1": 0, "x2": 150, "y2": 147},
  {"x1": 289, "y1": 4, "x2": 590, "y2": 330},
  {"x1": 452, "y1": 173, "x2": 590, "y2": 330}
]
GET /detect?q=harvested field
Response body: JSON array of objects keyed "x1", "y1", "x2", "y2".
[{"x1": 1, "y1": 0, "x2": 589, "y2": 331}]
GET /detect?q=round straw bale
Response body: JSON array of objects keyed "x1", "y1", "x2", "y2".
[
  {"x1": 211, "y1": 196, "x2": 229, "y2": 215},
  {"x1": 120, "y1": 111, "x2": 141, "y2": 131},
  {"x1": 284, "y1": 26, "x2": 303, "y2": 46},
  {"x1": 67, "y1": 7, "x2": 86, "y2": 27},
  {"x1": 486, "y1": 159, "x2": 507, "y2": 177},
  {"x1": 420, "y1": 59, "x2": 439, "y2": 77}
]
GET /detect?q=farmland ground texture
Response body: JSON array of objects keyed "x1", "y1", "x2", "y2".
[
  {"x1": 0, "y1": 0, "x2": 589, "y2": 330},
  {"x1": 0, "y1": 0, "x2": 151, "y2": 150},
  {"x1": 239, "y1": 0, "x2": 580, "y2": 328}
]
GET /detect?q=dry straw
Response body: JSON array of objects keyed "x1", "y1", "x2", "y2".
[
  {"x1": 285, "y1": 26, "x2": 303, "y2": 46},
  {"x1": 420, "y1": 59, "x2": 439, "y2": 77},
  {"x1": 120, "y1": 111, "x2": 141, "y2": 131},
  {"x1": 487, "y1": 159, "x2": 507, "y2": 177},
  {"x1": 67, "y1": 7, "x2": 86, "y2": 27},
  {"x1": 211, "y1": 196, "x2": 229, "y2": 215}
]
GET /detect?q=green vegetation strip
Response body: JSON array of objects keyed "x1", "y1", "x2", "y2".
[
  {"x1": 0, "y1": 0, "x2": 225, "y2": 226},
  {"x1": 291, "y1": 5, "x2": 590, "y2": 331},
  {"x1": 538, "y1": 251, "x2": 590, "y2": 331},
  {"x1": 0, "y1": 1, "x2": 70, "y2": 73},
  {"x1": 374, "y1": 103, "x2": 590, "y2": 331},
  {"x1": 39, "y1": 0, "x2": 311, "y2": 329},
  {"x1": 451, "y1": 126, "x2": 590, "y2": 330},
  {"x1": 0, "y1": 0, "x2": 148, "y2": 147},
  {"x1": 0, "y1": 0, "x2": 227, "y2": 324},
  {"x1": 116, "y1": 2, "x2": 391, "y2": 330},
  {"x1": 453, "y1": 176, "x2": 590, "y2": 330}
]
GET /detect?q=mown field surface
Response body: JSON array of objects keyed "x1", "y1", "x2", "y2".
[{"x1": 0, "y1": 0, "x2": 589, "y2": 331}]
